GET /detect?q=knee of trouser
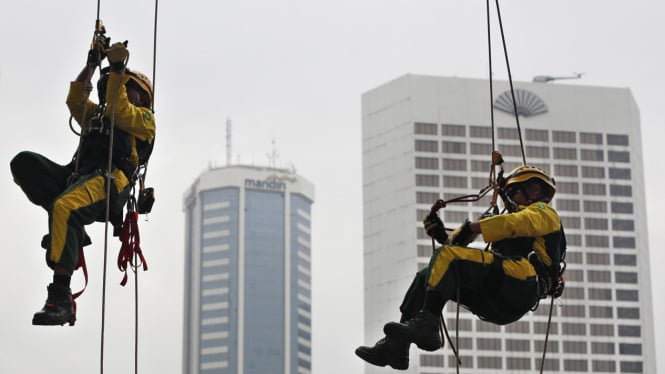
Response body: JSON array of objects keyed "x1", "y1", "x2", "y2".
[{"x1": 10, "y1": 151, "x2": 33, "y2": 182}]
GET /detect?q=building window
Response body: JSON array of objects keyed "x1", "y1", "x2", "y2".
[
  {"x1": 610, "y1": 184, "x2": 632, "y2": 197},
  {"x1": 584, "y1": 200, "x2": 607, "y2": 213},
  {"x1": 586, "y1": 235, "x2": 609, "y2": 247},
  {"x1": 477, "y1": 338, "x2": 502, "y2": 350},
  {"x1": 476, "y1": 320, "x2": 501, "y2": 332},
  {"x1": 562, "y1": 322, "x2": 586, "y2": 335},
  {"x1": 611, "y1": 202, "x2": 633, "y2": 214},
  {"x1": 566, "y1": 270, "x2": 585, "y2": 283},
  {"x1": 580, "y1": 132, "x2": 603, "y2": 144},
  {"x1": 506, "y1": 321, "x2": 530, "y2": 333},
  {"x1": 592, "y1": 342, "x2": 615, "y2": 354},
  {"x1": 477, "y1": 356, "x2": 502, "y2": 369},
  {"x1": 589, "y1": 306, "x2": 613, "y2": 318},
  {"x1": 615, "y1": 254, "x2": 637, "y2": 266},
  {"x1": 566, "y1": 234, "x2": 582, "y2": 246},
  {"x1": 585, "y1": 218, "x2": 608, "y2": 230},
  {"x1": 612, "y1": 219, "x2": 635, "y2": 231},
  {"x1": 416, "y1": 174, "x2": 440, "y2": 187},
  {"x1": 506, "y1": 339, "x2": 530, "y2": 352},
  {"x1": 444, "y1": 210, "x2": 468, "y2": 224},
  {"x1": 620, "y1": 361, "x2": 644, "y2": 373},
  {"x1": 554, "y1": 164, "x2": 578, "y2": 177},
  {"x1": 567, "y1": 251, "x2": 583, "y2": 264},
  {"x1": 617, "y1": 307, "x2": 640, "y2": 319},
  {"x1": 498, "y1": 127, "x2": 520, "y2": 139},
  {"x1": 564, "y1": 359, "x2": 589, "y2": 371},
  {"x1": 616, "y1": 289, "x2": 639, "y2": 302},
  {"x1": 563, "y1": 287, "x2": 584, "y2": 300},
  {"x1": 588, "y1": 288, "x2": 612, "y2": 301},
  {"x1": 581, "y1": 149, "x2": 604, "y2": 161},
  {"x1": 535, "y1": 341, "x2": 559, "y2": 355},
  {"x1": 442, "y1": 158, "x2": 467, "y2": 170},
  {"x1": 553, "y1": 147, "x2": 577, "y2": 160},
  {"x1": 442, "y1": 141, "x2": 466, "y2": 154},
  {"x1": 557, "y1": 182, "x2": 579, "y2": 194},
  {"x1": 470, "y1": 142, "x2": 492, "y2": 155},
  {"x1": 525, "y1": 129, "x2": 549, "y2": 141},
  {"x1": 420, "y1": 354, "x2": 444, "y2": 367},
  {"x1": 587, "y1": 270, "x2": 611, "y2": 283},
  {"x1": 587, "y1": 253, "x2": 610, "y2": 265},
  {"x1": 563, "y1": 341, "x2": 588, "y2": 354},
  {"x1": 443, "y1": 175, "x2": 468, "y2": 189},
  {"x1": 470, "y1": 160, "x2": 488, "y2": 172},
  {"x1": 615, "y1": 272, "x2": 638, "y2": 284},
  {"x1": 471, "y1": 177, "x2": 488, "y2": 189},
  {"x1": 501, "y1": 144, "x2": 523, "y2": 157},
  {"x1": 417, "y1": 192, "x2": 439, "y2": 204},
  {"x1": 619, "y1": 343, "x2": 642, "y2": 356},
  {"x1": 562, "y1": 304, "x2": 586, "y2": 317},
  {"x1": 608, "y1": 150, "x2": 630, "y2": 163},
  {"x1": 607, "y1": 134, "x2": 629, "y2": 146},
  {"x1": 613, "y1": 236, "x2": 636, "y2": 249},
  {"x1": 470, "y1": 125, "x2": 492, "y2": 138},
  {"x1": 609, "y1": 167, "x2": 631, "y2": 179},
  {"x1": 583, "y1": 183, "x2": 606, "y2": 195},
  {"x1": 534, "y1": 322, "x2": 558, "y2": 335},
  {"x1": 618, "y1": 325, "x2": 641, "y2": 337},
  {"x1": 591, "y1": 324, "x2": 614, "y2": 336},
  {"x1": 441, "y1": 124, "x2": 465, "y2": 136},
  {"x1": 593, "y1": 361, "x2": 617, "y2": 372},
  {"x1": 581, "y1": 166, "x2": 605, "y2": 178},
  {"x1": 414, "y1": 122, "x2": 438, "y2": 135},
  {"x1": 507, "y1": 357, "x2": 531, "y2": 370},
  {"x1": 415, "y1": 156, "x2": 439, "y2": 170},
  {"x1": 415, "y1": 140, "x2": 438, "y2": 152},
  {"x1": 556, "y1": 199, "x2": 580, "y2": 212},
  {"x1": 553, "y1": 130, "x2": 576, "y2": 143},
  {"x1": 520, "y1": 146, "x2": 550, "y2": 158}
]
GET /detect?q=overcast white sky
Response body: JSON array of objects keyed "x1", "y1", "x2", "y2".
[{"x1": 1, "y1": 1, "x2": 664, "y2": 373}]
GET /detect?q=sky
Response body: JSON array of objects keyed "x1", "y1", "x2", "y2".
[{"x1": 1, "y1": 1, "x2": 664, "y2": 373}]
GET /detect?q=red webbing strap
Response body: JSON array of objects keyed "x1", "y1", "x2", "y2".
[
  {"x1": 117, "y1": 211, "x2": 148, "y2": 286},
  {"x1": 72, "y1": 247, "x2": 89, "y2": 311}
]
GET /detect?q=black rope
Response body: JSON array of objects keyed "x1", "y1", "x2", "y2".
[
  {"x1": 494, "y1": 0, "x2": 527, "y2": 165},
  {"x1": 486, "y1": 0, "x2": 496, "y2": 152}
]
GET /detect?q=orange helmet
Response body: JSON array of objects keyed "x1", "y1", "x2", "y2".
[{"x1": 501, "y1": 165, "x2": 556, "y2": 202}]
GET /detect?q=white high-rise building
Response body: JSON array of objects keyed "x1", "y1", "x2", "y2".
[
  {"x1": 361, "y1": 74, "x2": 656, "y2": 373},
  {"x1": 182, "y1": 165, "x2": 315, "y2": 374}
]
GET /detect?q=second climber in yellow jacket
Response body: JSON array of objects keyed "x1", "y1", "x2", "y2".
[
  {"x1": 356, "y1": 165, "x2": 566, "y2": 370},
  {"x1": 10, "y1": 39, "x2": 156, "y2": 327}
]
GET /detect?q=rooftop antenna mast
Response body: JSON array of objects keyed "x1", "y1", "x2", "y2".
[
  {"x1": 226, "y1": 118, "x2": 232, "y2": 166},
  {"x1": 267, "y1": 138, "x2": 279, "y2": 168}
]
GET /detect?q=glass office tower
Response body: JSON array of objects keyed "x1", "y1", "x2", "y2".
[
  {"x1": 183, "y1": 165, "x2": 315, "y2": 374},
  {"x1": 361, "y1": 75, "x2": 656, "y2": 373}
]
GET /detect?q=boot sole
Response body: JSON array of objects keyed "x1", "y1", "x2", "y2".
[
  {"x1": 355, "y1": 347, "x2": 408, "y2": 370},
  {"x1": 32, "y1": 314, "x2": 76, "y2": 326}
]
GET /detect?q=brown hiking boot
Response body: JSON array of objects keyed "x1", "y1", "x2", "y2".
[{"x1": 32, "y1": 283, "x2": 76, "y2": 326}]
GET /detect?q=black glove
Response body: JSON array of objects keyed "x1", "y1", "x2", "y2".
[
  {"x1": 87, "y1": 34, "x2": 109, "y2": 68},
  {"x1": 423, "y1": 211, "x2": 448, "y2": 244},
  {"x1": 449, "y1": 219, "x2": 477, "y2": 246}
]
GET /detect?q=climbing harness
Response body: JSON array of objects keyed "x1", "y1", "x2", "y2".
[
  {"x1": 424, "y1": 1, "x2": 567, "y2": 373},
  {"x1": 64, "y1": 1, "x2": 159, "y2": 372}
]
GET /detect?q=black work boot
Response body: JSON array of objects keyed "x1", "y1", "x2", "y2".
[
  {"x1": 383, "y1": 310, "x2": 442, "y2": 351},
  {"x1": 32, "y1": 283, "x2": 76, "y2": 326},
  {"x1": 355, "y1": 336, "x2": 409, "y2": 370}
]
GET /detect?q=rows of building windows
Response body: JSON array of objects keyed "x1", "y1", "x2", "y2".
[{"x1": 415, "y1": 122, "x2": 630, "y2": 146}]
